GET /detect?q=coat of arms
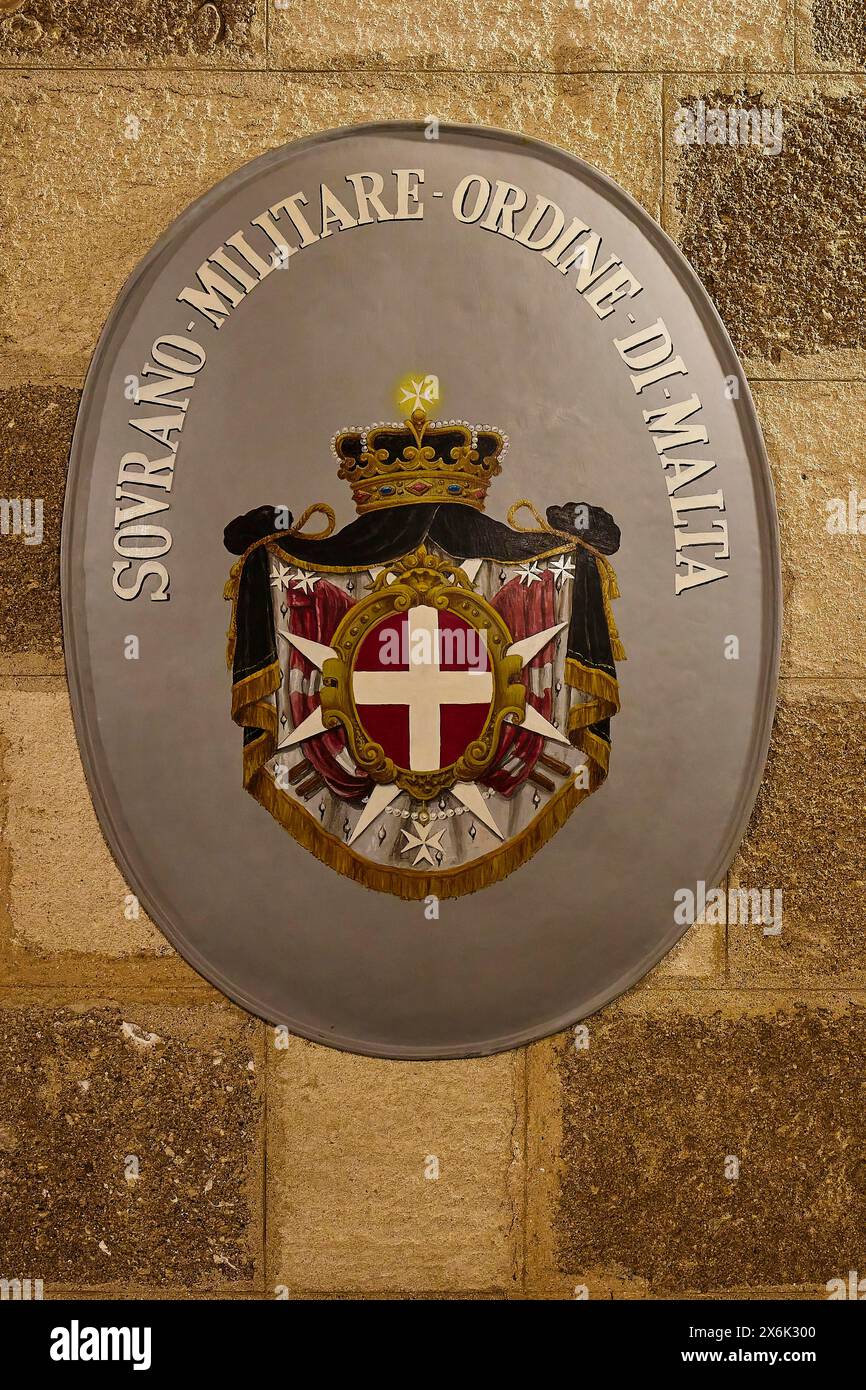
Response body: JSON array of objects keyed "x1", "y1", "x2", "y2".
[{"x1": 224, "y1": 378, "x2": 625, "y2": 900}]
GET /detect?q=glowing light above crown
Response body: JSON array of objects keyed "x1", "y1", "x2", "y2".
[{"x1": 397, "y1": 373, "x2": 440, "y2": 414}]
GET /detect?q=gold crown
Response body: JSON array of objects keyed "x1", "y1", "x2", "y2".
[{"x1": 332, "y1": 407, "x2": 508, "y2": 514}]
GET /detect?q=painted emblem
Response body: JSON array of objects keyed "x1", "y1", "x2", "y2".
[{"x1": 224, "y1": 381, "x2": 625, "y2": 899}]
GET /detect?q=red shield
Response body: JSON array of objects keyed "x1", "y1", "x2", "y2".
[{"x1": 352, "y1": 605, "x2": 493, "y2": 771}]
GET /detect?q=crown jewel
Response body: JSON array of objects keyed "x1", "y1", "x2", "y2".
[{"x1": 332, "y1": 406, "x2": 508, "y2": 515}]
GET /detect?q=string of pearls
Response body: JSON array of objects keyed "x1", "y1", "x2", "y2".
[
  {"x1": 385, "y1": 788, "x2": 496, "y2": 822},
  {"x1": 330, "y1": 421, "x2": 510, "y2": 460}
]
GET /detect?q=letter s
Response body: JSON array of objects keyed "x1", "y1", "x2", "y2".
[{"x1": 112, "y1": 560, "x2": 170, "y2": 601}]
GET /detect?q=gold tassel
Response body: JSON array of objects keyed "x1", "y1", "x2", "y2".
[
  {"x1": 230, "y1": 661, "x2": 281, "y2": 724},
  {"x1": 594, "y1": 554, "x2": 626, "y2": 662},
  {"x1": 224, "y1": 562, "x2": 242, "y2": 671}
]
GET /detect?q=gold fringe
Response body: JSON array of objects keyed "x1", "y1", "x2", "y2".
[
  {"x1": 564, "y1": 657, "x2": 621, "y2": 732},
  {"x1": 230, "y1": 661, "x2": 281, "y2": 723},
  {"x1": 243, "y1": 730, "x2": 274, "y2": 784},
  {"x1": 229, "y1": 660, "x2": 282, "y2": 794},
  {"x1": 243, "y1": 758, "x2": 604, "y2": 901},
  {"x1": 564, "y1": 656, "x2": 620, "y2": 709},
  {"x1": 573, "y1": 726, "x2": 610, "y2": 776}
]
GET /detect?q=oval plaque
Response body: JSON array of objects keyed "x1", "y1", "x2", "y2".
[{"x1": 63, "y1": 122, "x2": 780, "y2": 1058}]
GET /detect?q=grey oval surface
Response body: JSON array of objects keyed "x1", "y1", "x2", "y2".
[{"x1": 63, "y1": 122, "x2": 780, "y2": 1058}]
